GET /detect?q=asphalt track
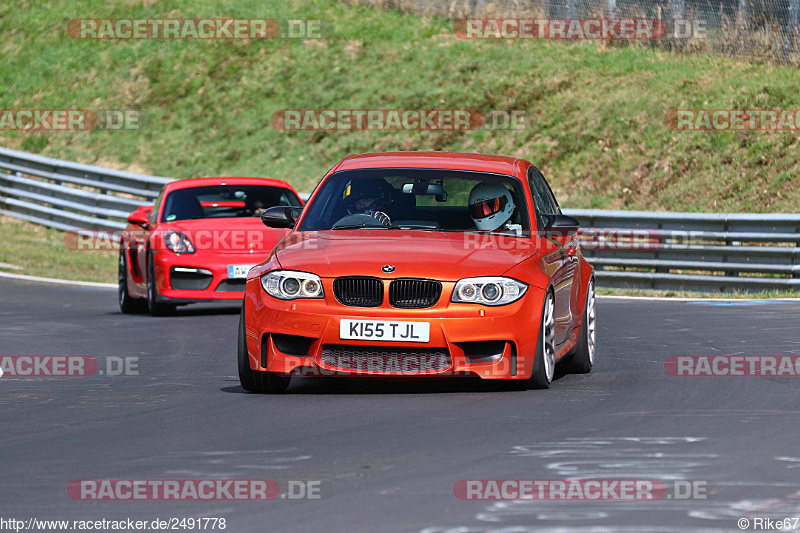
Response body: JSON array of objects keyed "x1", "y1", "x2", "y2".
[{"x1": 2, "y1": 276, "x2": 800, "y2": 533}]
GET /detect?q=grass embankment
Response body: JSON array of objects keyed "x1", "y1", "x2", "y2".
[
  {"x1": 1, "y1": 0, "x2": 799, "y2": 286},
  {"x1": 0, "y1": 216, "x2": 117, "y2": 281}
]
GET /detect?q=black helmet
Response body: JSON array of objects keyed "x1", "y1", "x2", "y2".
[{"x1": 343, "y1": 179, "x2": 390, "y2": 213}]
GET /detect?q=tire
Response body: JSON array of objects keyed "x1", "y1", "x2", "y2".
[
  {"x1": 118, "y1": 247, "x2": 145, "y2": 314},
  {"x1": 238, "y1": 303, "x2": 291, "y2": 394},
  {"x1": 528, "y1": 290, "x2": 556, "y2": 389},
  {"x1": 568, "y1": 278, "x2": 596, "y2": 374},
  {"x1": 146, "y1": 253, "x2": 175, "y2": 316}
]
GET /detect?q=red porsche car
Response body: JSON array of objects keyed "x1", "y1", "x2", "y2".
[
  {"x1": 119, "y1": 177, "x2": 303, "y2": 315},
  {"x1": 239, "y1": 152, "x2": 595, "y2": 392}
]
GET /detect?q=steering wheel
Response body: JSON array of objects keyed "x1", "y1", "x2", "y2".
[
  {"x1": 366, "y1": 210, "x2": 391, "y2": 225},
  {"x1": 332, "y1": 212, "x2": 392, "y2": 229}
]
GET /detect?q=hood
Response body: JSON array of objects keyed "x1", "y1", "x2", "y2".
[
  {"x1": 160, "y1": 218, "x2": 290, "y2": 255},
  {"x1": 273, "y1": 230, "x2": 537, "y2": 281}
]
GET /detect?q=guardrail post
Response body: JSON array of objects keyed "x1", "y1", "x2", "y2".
[
  {"x1": 53, "y1": 163, "x2": 63, "y2": 187},
  {"x1": 795, "y1": 222, "x2": 800, "y2": 279},
  {"x1": 655, "y1": 221, "x2": 668, "y2": 274},
  {"x1": 723, "y1": 217, "x2": 739, "y2": 277}
]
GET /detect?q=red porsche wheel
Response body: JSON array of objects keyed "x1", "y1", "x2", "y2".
[{"x1": 118, "y1": 247, "x2": 145, "y2": 314}]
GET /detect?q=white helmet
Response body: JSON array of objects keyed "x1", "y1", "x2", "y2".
[{"x1": 468, "y1": 182, "x2": 515, "y2": 231}]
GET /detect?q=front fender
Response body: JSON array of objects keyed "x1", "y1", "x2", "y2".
[{"x1": 503, "y1": 250, "x2": 554, "y2": 291}]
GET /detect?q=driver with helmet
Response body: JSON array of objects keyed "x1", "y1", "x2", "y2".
[
  {"x1": 468, "y1": 182, "x2": 520, "y2": 232},
  {"x1": 342, "y1": 179, "x2": 392, "y2": 224}
]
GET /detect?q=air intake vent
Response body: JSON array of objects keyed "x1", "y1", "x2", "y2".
[
  {"x1": 170, "y1": 267, "x2": 213, "y2": 290},
  {"x1": 389, "y1": 279, "x2": 442, "y2": 308},
  {"x1": 321, "y1": 345, "x2": 450, "y2": 372},
  {"x1": 215, "y1": 279, "x2": 246, "y2": 292},
  {"x1": 333, "y1": 277, "x2": 383, "y2": 307}
]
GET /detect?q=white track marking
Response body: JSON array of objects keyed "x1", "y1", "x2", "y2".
[{"x1": 0, "y1": 270, "x2": 115, "y2": 288}]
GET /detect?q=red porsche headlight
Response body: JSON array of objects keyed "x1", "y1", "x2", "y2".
[{"x1": 163, "y1": 231, "x2": 196, "y2": 254}]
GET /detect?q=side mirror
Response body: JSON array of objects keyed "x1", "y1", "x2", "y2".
[
  {"x1": 127, "y1": 206, "x2": 151, "y2": 229},
  {"x1": 261, "y1": 206, "x2": 301, "y2": 229},
  {"x1": 543, "y1": 214, "x2": 580, "y2": 236}
]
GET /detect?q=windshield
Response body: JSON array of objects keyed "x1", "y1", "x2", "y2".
[
  {"x1": 298, "y1": 168, "x2": 531, "y2": 235},
  {"x1": 160, "y1": 184, "x2": 301, "y2": 222}
]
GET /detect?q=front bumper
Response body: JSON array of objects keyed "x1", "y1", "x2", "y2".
[
  {"x1": 243, "y1": 277, "x2": 547, "y2": 380},
  {"x1": 153, "y1": 250, "x2": 262, "y2": 302}
]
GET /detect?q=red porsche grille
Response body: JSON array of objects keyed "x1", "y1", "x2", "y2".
[{"x1": 321, "y1": 345, "x2": 451, "y2": 372}]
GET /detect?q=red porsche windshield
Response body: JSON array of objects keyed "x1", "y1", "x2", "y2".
[{"x1": 160, "y1": 184, "x2": 301, "y2": 222}]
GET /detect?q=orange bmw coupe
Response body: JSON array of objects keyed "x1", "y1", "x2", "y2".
[{"x1": 239, "y1": 152, "x2": 595, "y2": 392}]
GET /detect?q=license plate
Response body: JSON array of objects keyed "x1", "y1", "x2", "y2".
[
  {"x1": 340, "y1": 319, "x2": 430, "y2": 343},
  {"x1": 227, "y1": 264, "x2": 255, "y2": 279}
]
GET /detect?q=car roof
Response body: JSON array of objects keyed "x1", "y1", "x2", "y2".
[
  {"x1": 333, "y1": 151, "x2": 528, "y2": 176},
  {"x1": 165, "y1": 177, "x2": 297, "y2": 191}
]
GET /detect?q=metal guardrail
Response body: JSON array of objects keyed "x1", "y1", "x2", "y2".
[
  {"x1": 1, "y1": 147, "x2": 798, "y2": 292},
  {"x1": 0, "y1": 147, "x2": 171, "y2": 231},
  {"x1": 563, "y1": 209, "x2": 800, "y2": 291}
]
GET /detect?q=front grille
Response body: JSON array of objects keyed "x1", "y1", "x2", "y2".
[
  {"x1": 333, "y1": 277, "x2": 383, "y2": 307},
  {"x1": 389, "y1": 279, "x2": 442, "y2": 308},
  {"x1": 321, "y1": 345, "x2": 450, "y2": 372}
]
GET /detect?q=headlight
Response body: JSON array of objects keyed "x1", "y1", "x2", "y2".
[
  {"x1": 261, "y1": 270, "x2": 324, "y2": 300},
  {"x1": 164, "y1": 231, "x2": 195, "y2": 254},
  {"x1": 451, "y1": 277, "x2": 528, "y2": 306}
]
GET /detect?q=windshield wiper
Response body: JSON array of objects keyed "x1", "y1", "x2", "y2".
[
  {"x1": 332, "y1": 223, "x2": 448, "y2": 231},
  {"x1": 393, "y1": 225, "x2": 442, "y2": 231},
  {"x1": 331, "y1": 223, "x2": 396, "y2": 230},
  {"x1": 446, "y1": 229, "x2": 521, "y2": 236}
]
